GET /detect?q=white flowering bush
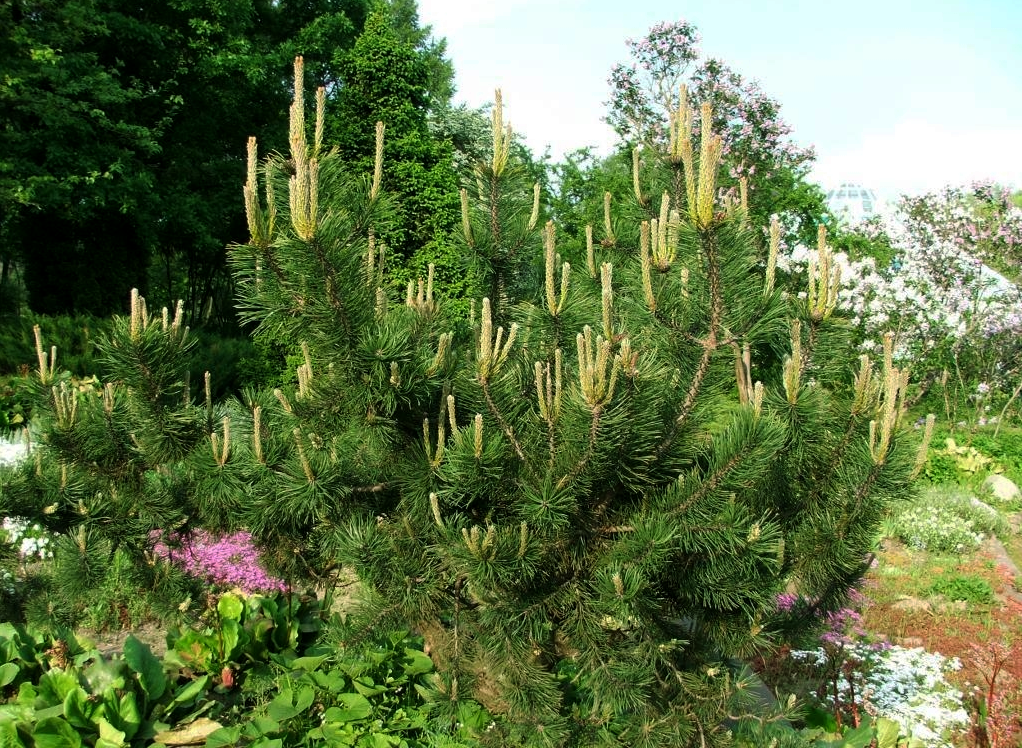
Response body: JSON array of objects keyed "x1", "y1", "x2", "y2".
[
  {"x1": 885, "y1": 484, "x2": 1008, "y2": 552},
  {"x1": 778, "y1": 185, "x2": 1022, "y2": 409},
  {"x1": 889, "y1": 503, "x2": 985, "y2": 553},
  {"x1": 791, "y1": 644, "x2": 969, "y2": 748},
  {"x1": 0, "y1": 518, "x2": 53, "y2": 562}
]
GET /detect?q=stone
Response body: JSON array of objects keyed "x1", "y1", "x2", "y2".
[
  {"x1": 982, "y1": 474, "x2": 1021, "y2": 502},
  {"x1": 891, "y1": 596, "x2": 931, "y2": 613}
]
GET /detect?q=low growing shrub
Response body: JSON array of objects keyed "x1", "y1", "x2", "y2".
[
  {"x1": 926, "y1": 573, "x2": 995, "y2": 605},
  {"x1": 888, "y1": 503, "x2": 985, "y2": 553},
  {"x1": 885, "y1": 486, "x2": 1008, "y2": 552}
]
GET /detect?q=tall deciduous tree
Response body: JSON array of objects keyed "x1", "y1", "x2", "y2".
[
  {"x1": 0, "y1": 0, "x2": 369, "y2": 319},
  {"x1": 605, "y1": 20, "x2": 827, "y2": 245}
]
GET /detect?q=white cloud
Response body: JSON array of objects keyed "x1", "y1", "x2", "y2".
[{"x1": 812, "y1": 119, "x2": 1022, "y2": 200}]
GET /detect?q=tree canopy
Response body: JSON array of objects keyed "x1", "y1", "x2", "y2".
[{"x1": 0, "y1": 0, "x2": 371, "y2": 319}]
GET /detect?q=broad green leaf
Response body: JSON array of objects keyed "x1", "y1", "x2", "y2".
[
  {"x1": 250, "y1": 739, "x2": 282, "y2": 748},
  {"x1": 0, "y1": 704, "x2": 34, "y2": 723},
  {"x1": 16, "y1": 682, "x2": 35, "y2": 707},
  {"x1": 308, "y1": 669, "x2": 347, "y2": 693},
  {"x1": 324, "y1": 693, "x2": 372, "y2": 722},
  {"x1": 266, "y1": 690, "x2": 298, "y2": 722},
  {"x1": 874, "y1": 718, "x2": 901, "y2": 748},
  {"x1": 217, "y1": 594, "x2": 244, "y2": 622},
  {"x1": 38, "y1": 669, "x2": 80, "y2": 707},
  {"x1": 218, "y1": 620, "x2": 240, "y2": 663},
  {"x1": 32, "y1": 717, "x2": 82, "y2": 748},
  {"x1": 402, "y1": 648, "x2": 433, "y2": 677},
  {"x1": 34, "y1": 705, "x2": 65, "y2": 721},
  {"x1": 842, "y1": 724, "x2": 874, "y2": 747},
  {"x1": 123, "y1": 636, "x2": 167, "y2": 701},
  {"x1": 293, "y1": 686, "x2": 314, "y2": 714},
  {"x1": 245, "y1": 716, "x2": 280, "y2": 737},
  {"x1": 169, "y1": 676, "x2": 210, "y2": 710},
  {"x1": 119, "y1": 693, "x2": 142, "y2": 740},
  {"x1": 288, "y1": 655, "x2": 329, "y2": 672},
  {"x1": 387, "y1": 631, "x2": 410, "y2": 647},
  {"x1": 320, "y1": 722, "x2": 359, "y2": 744},
  {"x1": 352, "y1": 677, "x2": 387, "y2": 697},
  {"x1": 95, "y1": 718, "x2": 126, "y2": 748},
  {"x1": 0, "y1": 721, "x2": 25, "y2": 748},
  {"x1": 0, "y1": 664, "x2": 18, "y2": 688},
  {"x1": 203, "y1": 726, "x2": 242, "y2": 748},
  {"x1": 61, "y1": 688, "x2": 93, "y2": 729}
]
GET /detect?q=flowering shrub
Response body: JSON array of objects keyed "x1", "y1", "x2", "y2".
[
  {"x1": 900, "y1": 182, "x2": 1022, "y2": 279},
  {"x1": 886, "y1": 485, "x2": 1008, "y2": 553},
  {"x1": 779, "y1": 189, "x2": 1022, "y2": 424},
  {"x1": 606, "y1": 18, "x2": 819, "y2": 246},
  {"x1": 889, "y1": 504, "x2": 985, "y2": 553},
  {"x1": 0, "y1": 518, "x2": 53, "y2": 562},
  {"x1": 790, "y1": 645, "x2": 969, "y2": 747},
  {"x1": 152, "y1": 530, "x2": 285, "y2": 594}
]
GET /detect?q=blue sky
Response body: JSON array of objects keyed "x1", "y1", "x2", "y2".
[{"x1": 417, "y1": 0, "x2": 1022, "y2": 201}]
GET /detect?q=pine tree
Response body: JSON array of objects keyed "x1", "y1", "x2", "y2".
[{"x1": 2, "y1": 63, "x2": 930, "y2": 746}]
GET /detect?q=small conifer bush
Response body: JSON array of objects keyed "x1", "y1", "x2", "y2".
[{"x1": 0, "y1": 59, "x2": 928, "y2": 746}]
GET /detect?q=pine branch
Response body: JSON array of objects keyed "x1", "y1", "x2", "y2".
[{"x1": 656, "y1": 229, "x2": 724, "y2": 459}]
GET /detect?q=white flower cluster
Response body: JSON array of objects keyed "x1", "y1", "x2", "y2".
[
  {"x1": 1, "y1": 437, "x2": 54, "y2": 563},
  {"x1": 777, "y1": 214, "x2": 1022, "y2": 371},
  {"x1": 791, "y1": 644, "x2": 969, "y2": 747},
  {"x1": 1, "y1": 518, "x2": 54, "y2": 562},
  {"x1": 891, "y1": 504, "x2": 985, "y2": 554},
  {"x1": 0, "y1": 436, "x2": 28, "y2": 468}
]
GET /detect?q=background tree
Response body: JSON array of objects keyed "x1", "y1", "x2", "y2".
[
  {"x1": 0, "y1": 0, "x2": 370, "y2": 321},
  {"x1": 604, "y1": 19, "x2": 827, "y2": 246},
  {"x1": 328, "y1": 6, "x2": 467, "y2": 312}
]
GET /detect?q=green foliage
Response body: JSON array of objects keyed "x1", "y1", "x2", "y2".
[
  {"x1": 164, "y1": 592, "x2": 326, "y2": 677},
  {"x1": 1, "y1": 0, "x2": 371, "y2": 319},
  {"x1": 0, "y1": 623, "x2": 211, "y2": 746},
  {"x1": 0, "y1": 314, "x2": 110, "y2": 377},
  {"x1": 6, "y1": 58, "x2": 921, "y2": 746},
  {"x1": 0, "y1": 377, "x2": 29, "y2": 432},
  {"x1": 968, "y1": 428, "x2": 1022, "y2": 489},
  {"x1": 329, "y1": 8, "x2": 461, "y2": 285},
  {"x1": 926, "y1": 573, "x2": 995, "y2": 605},
  {"x1": 733, "y1": 713, "x2": 922, "y2": 748},
  {"x1": 828, "y1": 217, "x2": 898, "y2": 270}
]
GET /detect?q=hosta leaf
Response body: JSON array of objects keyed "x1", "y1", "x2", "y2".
[
  {"x1": 123, "y1": 636, "x2": 167, "y2": 701},
  {"x1": 32, "y1": 717, "x2": 82, "y2": 748},
  {"x1": 0, "y1": 664, "x2": 18, "y2": 688}
]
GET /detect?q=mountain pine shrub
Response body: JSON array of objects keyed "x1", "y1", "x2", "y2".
[{"x1": 0, "y1": 61, "x2": 930, "y2": 746}]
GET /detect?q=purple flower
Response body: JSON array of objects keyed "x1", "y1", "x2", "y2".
[{"x1": 152, "y1": 530, "x2": 286, "y2": 594}]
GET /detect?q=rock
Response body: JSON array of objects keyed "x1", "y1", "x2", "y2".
[
  {"x1": 982, "y1": 474, "x2": 1021, "y2": 502},
  {"x1": 891, "y1": 596, "x2": 931, "y2": 613},
  {"x1": 895, "y1": 636, "x2": 925, "y2": 648}
]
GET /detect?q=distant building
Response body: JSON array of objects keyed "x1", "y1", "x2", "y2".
[{"x1": 826, "y1": 183, "x2": 880, "y2": 223}]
